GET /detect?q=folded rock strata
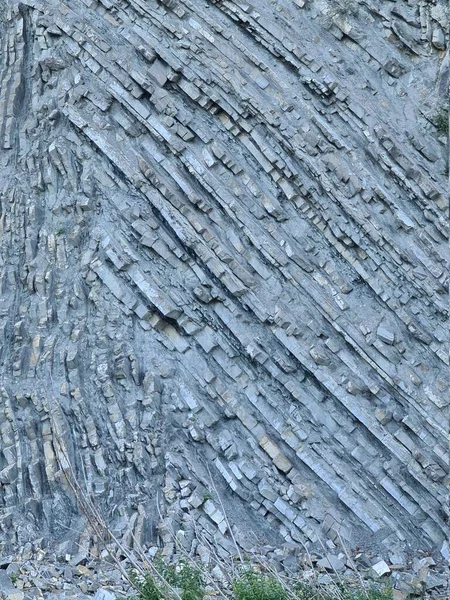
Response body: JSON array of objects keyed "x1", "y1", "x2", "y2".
[{"x1": 0, "y1": 0, "x2": 448, "y2": 562}]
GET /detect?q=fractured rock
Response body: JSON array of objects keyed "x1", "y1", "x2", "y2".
[{"x1": 0, "y1": 0, "x2": 447, "y2": 566}]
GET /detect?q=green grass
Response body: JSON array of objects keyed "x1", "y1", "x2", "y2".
[
  {"x1": 130, "y1": 571, "x2": 163, "y2": 600},
  {"x1": 130, "y1": 558, "x2": 399, "y2": 600},
  {"x1": 130, "y1": 557, "x2": 204, "y2": 600},
  {"x1": 233, "y1": 571, "x2": 287, "y2": 600},
  {"x1": 434, "y1": 109, "x2": 449, "y2": 134},
  {"x1": 159, "y1": 559, "x2": 204, "y2": 600}
]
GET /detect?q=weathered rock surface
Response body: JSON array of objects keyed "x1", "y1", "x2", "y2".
[{"x1": 0, "y1": 0, "x2": 448, "y2": 567}]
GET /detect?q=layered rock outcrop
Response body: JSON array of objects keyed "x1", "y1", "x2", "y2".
[{"x1": 0, "y1": 0, "x2": 448, "y2": 563}]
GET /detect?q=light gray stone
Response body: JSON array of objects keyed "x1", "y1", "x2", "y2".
[
  {"x1": 317, "y1": 555, "x2": 345, "y2": 572},
  {"x1": 370, "y1": 560, "x2": 391, "y2": 577},
  {"x1": 377, "y1": 324, "x2": 395, "y2": 345},
  {"x1": 432, "y1": 28, "x2": 445, "y2": 50},
  {"x1": 94, "y1": 590, "x2": 116, "y2": 600}
]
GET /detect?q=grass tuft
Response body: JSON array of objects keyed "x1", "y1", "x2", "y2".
[
  {"x1": 130, "y1": 556, "x2": 204, "y2": 600},
  {"x1": 233, "y1": 571, "x2": 287, "y2": 600},
  {"x1": 434, "y1": 108, "x2": 449, "y2": 134}
]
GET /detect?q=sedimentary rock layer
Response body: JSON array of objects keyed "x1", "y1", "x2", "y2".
[{"x1": 0, "y1": 0, "x2": 448, "y2": 561}]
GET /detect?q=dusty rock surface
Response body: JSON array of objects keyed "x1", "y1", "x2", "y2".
[{"x1": 0, "y1": 0, "x2": 448, "y2": 582}]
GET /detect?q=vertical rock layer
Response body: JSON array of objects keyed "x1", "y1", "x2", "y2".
[{"x1": 0, "y1": 0, "x2": 448, "y2": 560}]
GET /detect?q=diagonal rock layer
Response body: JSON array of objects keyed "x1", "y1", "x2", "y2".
[{"x1": 0, "y1": 0, "x2": 448, "y2": 561}]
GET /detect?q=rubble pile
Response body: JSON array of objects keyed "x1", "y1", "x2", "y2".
[{"x1": 0, "y1": 545, "x2": 449, "y2": 600}]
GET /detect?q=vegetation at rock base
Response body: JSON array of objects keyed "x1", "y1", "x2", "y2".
[
  {"x1": 129, "y1": 557, "x2": 405, "y2": 600},
  {"x1": 158, "y1": 558, "x2": 204, "y2": 600},
  {"x1": 130, "y1": 571, "x2": 163, "y2": 600},
  {"x1": 233, "y1": 571, "x2": 287, "y2": 600},
  {"x1": 130, "y1": 558, "x2": 204, "y2": 600}
]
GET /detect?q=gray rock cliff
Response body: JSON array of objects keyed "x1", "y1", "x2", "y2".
[{"x1": 0, "y1": 0, "x2": 448, "y2": 563}]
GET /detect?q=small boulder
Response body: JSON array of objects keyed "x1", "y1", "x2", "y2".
[
  {"x1": 432, "y1": 28, "x2": 445, "y2": 50},
  {"x1": 94, "y1": 589, "x2": 116, "y2": 600},
  {"x1": 377, "y1": 324, "x2": 395, "y2": 345},
  {"x1": 317, "y1": 554, "x2": 345, "y2": 572},
  {"x1": 370, "y1": 560, "x2": 391, "y2": 577}
]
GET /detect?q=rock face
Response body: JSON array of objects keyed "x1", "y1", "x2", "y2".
[{"x1": 0, "y1": 0, "x2": 448, "y2": 562}]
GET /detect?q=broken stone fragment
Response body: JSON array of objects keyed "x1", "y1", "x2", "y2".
[
  {"x1": 393, "y1": 572, "x2": 424, "y2": 596},
  {"x1": 425, "y1": 571, "x2": 448, "y2": 590},
  {"x1": 148, "y1": 59, "x2": 170, "y2": 87},
  {"x1": 94, "y1": 589, "x2": 116, "y2": 600},
  {"x1": 432, "y1": 28, "x2": 445, "y2": 51},
  {"x1": 395, "y1": 210, "x2": 415, "y2": 231},
  {"x1": 317, "y1": 554, "x2": 345, "y2": 572},
  {"x1": 377, "y1": 324, "x2": 395, "y2": 345},
  {"x1": 375, "y1": 407, "x2": 392, "y2": 425},
  {"x1": 441, "y1": 539, "x2": 449, "y2": 560},
  {"x1": 370, "y1": 560, "x2": 391, "y2": 577},
  {"x1": 383, "y1": 58, "x2": 407, "y2": 78},
  {"x1": 257, "y1": 479, "x2": 277, "y2": 501}
]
